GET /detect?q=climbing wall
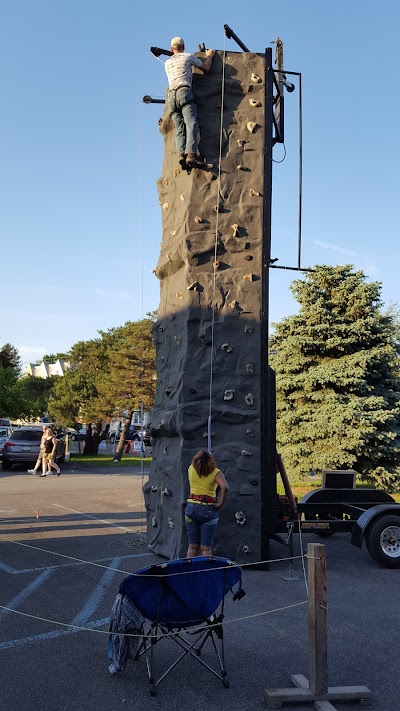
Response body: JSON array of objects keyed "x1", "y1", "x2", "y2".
[{"x1": 144, "y1": 50, "x2": 268, "y2": 562}]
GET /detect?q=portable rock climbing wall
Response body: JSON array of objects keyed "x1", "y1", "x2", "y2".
[{"x1": 144, "y1": 50, "x2": 275, "y2": 562}]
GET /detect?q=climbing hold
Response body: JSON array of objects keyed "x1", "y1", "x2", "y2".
[
  {"x1": 247, "y1": 122, "x2": 258, "y2": 133},
  {"x1": 194, "y1": 216, "x2": 203, "y2": 224},
  {"x1": 246, "y1": 364, "x2": 254, "y2": 373},
  {"x1": 213, "y1": 260, "x2": 221, "y2": 270},
  {"x1": 199, "y1": 331, "x2": 205, "y2": 339},
  {"x1": 224, "y1": 389, "x2": 235, "y2": 401},
  {"x1": 168, "y1": 517, "x2": 175, "y2": 529},
  {"x1": 244, "y1": 326, "x2": 253, "y2": 333},
  {"x1": 245, "y1": 255, "x2": 253, "y2": 261},
  {"x1": 237, "y1": 164, "x2": 244, "y2": 171},
  {"x1": 231, "y1": 224, "x2": 240, "y2": 237},
  {"x1": 203, "y1": 431, "x2": 215, "y2": 438},
  {"x1": 246, "y1": 428, "x2": 255, "y2": 437},
  {"x1": 237, "y1": 139, "x2": 247, "y2": 146},
  {"x1": 170, "y1": 230, "x2": 176, "y2": 236},
  {"x1": 162, "y1": 203, "x2": 169, "y2": 211},
  {"x1": 214, "y1": 203, "x2": 223, "y2": 213},
  {"x1": 165, "y1": 386, "x2": 173, "y2": 396},
  {"x1": 169, "y1": 314, "x2": 175, "y2": 321},
  {"x1": 175, "y1": 293, "x2": 183, "y2": 300},
  {"x1": 249, "y1": 189, "x2": 261, "y2": 197},
  {"x1": 151, "y1": 485, "x2": 158, "y2": 492},
  {"x1": 163, "y1": 447, "x2": 168, "y2": 455},
  {"x1": 229, "y1": 300, "x2": 242, "y2": 312},
  {"x1": 162, "y1": 487, "x2": 170, "y2": 496},
  {"x1": 180, "y1": 194, "x2": 185, "y2": 201},
  {"x1": 242, "y1": 545, "x2": 251, "y2": 554},
  {"x1": 245, "y1": 393, "x2": 254, "y2": 406},
  {"x1": 174, "y1": 168, "x2": 179, "y2": 178},
  {"x1": 159, "y1": 356, "x2": 165, "y2": 362},
  {"x1": 251, "y1": 73, "x2": 262, "y2": 83},
  {"x1": 151, "y1": 517, "x2": 157, "y2": 527},
  {"x1": 189, "y1": 388, "x2": 197, "y2": 394},
  {"x1": 174, "y1": 336, "x2": 181, "y2": 345},
  {"x1": 249, "y1": 98, "x2": 261, "y2": 107},
  {"x1": 235, "y1": 511, "x2": 247, "y2": 526},
  {"x1": 158, "y1": 325, "x2": 165, "y2": 332},
  {"x1": 159, "y1": 420, "x2": 166, "y2": 428},
  {"x1": 221, "y1": 343, "x2": 233, "y2": 353},
  {"x1": 243, "y1": 273, "x2": 255, "y2": 282},
  {"x1": 187, "y1": 281, "x2": 203, "y2": 291},
  {"x1": 162, "y1": 177, "x2": 168, "y2": 185},
  {"x1": 241, "y1": 450, "x2": 253, "y2": 456}
]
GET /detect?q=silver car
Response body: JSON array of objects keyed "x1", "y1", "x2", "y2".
[
  {"x1": 1, "y1": 426, "x2": 66, "y2": 471},
  {"x1": 0, "y1": 427, "x2": 13, "y2": 458}
]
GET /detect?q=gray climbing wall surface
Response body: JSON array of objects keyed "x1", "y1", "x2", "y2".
[{"x1": 144, "y1": 50, "x2": 269, "y2": 562}]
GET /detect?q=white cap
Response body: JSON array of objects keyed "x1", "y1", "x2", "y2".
[{"x1": 171, "y1": 36, "x2": 184, "y2": 49}]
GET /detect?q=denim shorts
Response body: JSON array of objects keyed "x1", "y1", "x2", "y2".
[{"x1": 185, "y1": 502, "x2": 219, "y2": 547}]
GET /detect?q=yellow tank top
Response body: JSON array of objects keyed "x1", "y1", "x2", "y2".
[{"x1": 188, "y1": 465, "x2": 219, "y2": 500}]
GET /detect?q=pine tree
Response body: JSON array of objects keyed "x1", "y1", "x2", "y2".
[{"x1": 270, "y1": 265, "x2": 400, "y2": 491}]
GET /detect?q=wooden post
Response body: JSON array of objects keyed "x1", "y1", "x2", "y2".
[
  {"x1": 265, "y1": 542, "x2": 371, "y2": 709},
  {"x1": 308, "y1": 542, "x2": 327, "y2": 696}
]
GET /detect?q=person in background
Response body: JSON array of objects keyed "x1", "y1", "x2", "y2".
[
  {"x1": 40, "y1": 426, "x2": 61, "y2": 476},
  {"x1": 185, "y1": 450, "x2": 229, "y2": 557},
  {"x1": 28, "y1": 425, "x2": 47, "y2": 475},
  {"x1": 165, "y1": 36, "x2": 215, "y2": 167}
]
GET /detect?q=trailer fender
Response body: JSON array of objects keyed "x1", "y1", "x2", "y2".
[{"x1": 351, "y1": 505, "x2": 400, "y2": 548}]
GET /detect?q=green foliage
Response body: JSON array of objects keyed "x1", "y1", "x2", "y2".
[
  {"x1": 270, "y1": 265, "x2": 400, "y2": 492},
  {"x1": 0, "y1": 365, "x2": 20, "y2": 418},
  {"x1": 15, "y1": 375, "x2": 56, "y2": 420},
  {"x1": 0, "y1": 343, "x2": 22, "y2": 417},
  {"x1": 48, "y1": 318, "x2": 156, "y2": 456},
  {"x1": 0, "y1": 343, "x2": 22, "y2": 373}
]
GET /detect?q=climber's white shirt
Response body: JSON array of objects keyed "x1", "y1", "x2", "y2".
[{"x1": 165, "y1": 53, "x2": 203, "y2": 91}]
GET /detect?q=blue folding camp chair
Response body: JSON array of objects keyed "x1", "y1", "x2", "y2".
[{"x1": 117, "y1": 556, "x2": 245, "y2": 695}]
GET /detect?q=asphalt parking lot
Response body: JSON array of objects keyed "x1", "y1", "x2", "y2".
[{"x1": 0, "y1": 465, "x2": 399, "y2": 711}]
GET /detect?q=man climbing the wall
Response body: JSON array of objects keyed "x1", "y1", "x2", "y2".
[{"x1": 165, "y1": 37, "x2": 215, "y2": 168}]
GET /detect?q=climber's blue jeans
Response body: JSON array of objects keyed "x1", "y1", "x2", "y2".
[{"x1": 168, "y1": 87, "x2": 199, "y2": 155}]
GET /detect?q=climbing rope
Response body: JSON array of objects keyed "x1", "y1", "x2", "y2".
[{"x1": 207, "y1": 31, "x2": 227, "y2": 452}]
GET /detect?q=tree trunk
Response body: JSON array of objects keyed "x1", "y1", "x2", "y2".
[
  {"x1": 113, "y1": 411, "x2": 133, "y2": 461},
  {"x1": 83, "y1": 423, "x2": 92, "y2": 455}
]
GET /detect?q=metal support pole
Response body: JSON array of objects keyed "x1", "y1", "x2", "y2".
[{"x1": 260, "y1": 47, "x2": 276, "y2": 564}]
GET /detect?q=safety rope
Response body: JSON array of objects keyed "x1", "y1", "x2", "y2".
[
  {"x1": 3, "y1": 539, "x2": 307, "y2": 577},
  {"x1": 207, "y1": 31, "x2": 227, "y2": 453},
  {"x1": 0, "y1": 599, "x2": 308, "y2": 640}
]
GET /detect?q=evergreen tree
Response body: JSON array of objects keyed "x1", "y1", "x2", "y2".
[{"x1": 270, "y1": 265, "x2": 400, "y2": 491}]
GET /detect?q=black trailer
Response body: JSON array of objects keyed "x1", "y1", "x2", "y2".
[{"x1": 274, "y1": 469, "x2": 400, "y2": 568}]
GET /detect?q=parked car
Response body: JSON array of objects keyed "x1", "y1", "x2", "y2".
[
  {"x1": 2, "y1": 426, "x2": 66, "y2": 471},
  {"x1": 0, "y1": 427, "x2": 13, "y2": 458},
  {"x1": 65, "y1": 427, "x2": 78, "y2": 439},
  {"x1": 109, "y1": 427, "x2": 152, "y2": 446},
  {"x1": 71, "y1": 428, "x2": 87, "y2": 441}
]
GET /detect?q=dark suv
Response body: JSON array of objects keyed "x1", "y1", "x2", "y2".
[
  {"x1": 2, "y1": 426, "x2": 66, "y2": 471},
  {"x1": 109, "y1": 426, "x2": 152, "y2": 446}
]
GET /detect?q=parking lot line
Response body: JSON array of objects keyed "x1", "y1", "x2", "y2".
[
  {"x1": 71, "y1": 557, "x2": 122, "y2": 626},
  {"x1": 51, "y1": 503, "x2": 140, "y2": 533},
  {"x1": 0, "y1": 567, "x2": 55, "y2": 623}
]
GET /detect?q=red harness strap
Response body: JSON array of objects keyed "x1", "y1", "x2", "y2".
[{"x1": 188, "y1": 494, "x2": 217, "y2": 504}]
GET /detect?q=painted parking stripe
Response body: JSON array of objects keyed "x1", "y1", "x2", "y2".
[
  {"x1": 71, "y1": 557, "x2": 122, "y2": 626},
  {"x1": 0, "y1": 617, "x2": 109, "y2": 650},
  {"x1": 51, "y1": 503, "x2": 139, "y2": 533},
  {"x1": 0, "y1": 568, "x2": 55, "y2": 623},
  {"x1": 0, "y1": 551, "x2": 150, "y2": 576}
]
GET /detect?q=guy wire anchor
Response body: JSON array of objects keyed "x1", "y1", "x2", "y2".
[{"x1": 282, "y1": 521, "x2": 301, "y2": 581}]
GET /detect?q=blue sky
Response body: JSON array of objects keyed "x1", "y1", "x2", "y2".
[{"x1": 1, "y1": 0, "x2": 399, "y2": 366}]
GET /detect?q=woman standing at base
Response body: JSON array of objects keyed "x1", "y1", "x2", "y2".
[{"x1": 185, "y1": 450, "x2": 229, "y2": 558}]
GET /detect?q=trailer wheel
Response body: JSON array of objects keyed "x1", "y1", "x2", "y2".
[{"x1": 365, "y1": 515, "x2": 400, "y2": 568}]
